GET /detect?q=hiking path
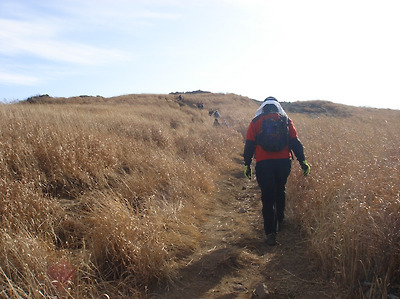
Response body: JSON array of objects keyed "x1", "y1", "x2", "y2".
[{"x1": 152, "y1": 158, "x2": 344, "y2": 299}]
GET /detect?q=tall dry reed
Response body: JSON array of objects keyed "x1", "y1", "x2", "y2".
[
  {"x1": 2, "y1": 94, "x2": 398, "y2": 298},
  {"x1": 0, "y1": 94, "x2": 252, "y2": 297},
  {"x1": 286, "y1": 108, "x2": 400, "y2": 297}
]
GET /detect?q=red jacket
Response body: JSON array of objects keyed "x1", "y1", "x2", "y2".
[{"x1": 244, "y1": 113, "x2": 300, "y2": 164}]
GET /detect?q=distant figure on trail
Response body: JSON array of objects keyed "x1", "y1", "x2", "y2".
[
  {"x1": 243, "y1": 97, "x2": 310, "y2": 246},
  {"x1": 209, "y1": 109, "x2": 215, "y2": 116},
  {"x1": 213, "y1": 118, "x2": 220, "y2": 126},
  {"x1": 178, "y1": 94, "x2": 182, "y2": 101},
  {"x1": 213, "y1": 110, "x2": 220, "y2": 118},
  {"x1": 197, "y1": 103, "x2": 204, "y2": 109}
]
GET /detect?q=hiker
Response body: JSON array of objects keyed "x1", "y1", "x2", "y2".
[{"x1": 243, "y1": 97, "x2": 310, "y2": 246}]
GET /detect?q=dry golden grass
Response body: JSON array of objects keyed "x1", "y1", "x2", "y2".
[
  {"x1": 0, "y1": 94, "x2": 399, "y2": 298},
  {"x1": 286, "y1": 108, "x2": 400, "y2": 296},
  {"x1": 0, "y1": 93, "x2": 254, "y2": 298}
]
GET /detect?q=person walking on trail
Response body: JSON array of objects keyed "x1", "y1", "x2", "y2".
[{"x1": 243, "y1": 97, "x2": 310, "y2": 246}]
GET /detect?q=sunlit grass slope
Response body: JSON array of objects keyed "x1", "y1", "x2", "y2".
[
  {"x1": 0, "y1": 93, "x2": 256, "y2": 298},
  {"x1": 285, "y1": 104, "x2": 400, "y2": 297},
  {"x1": 0, "y1": 93, "x2": 399, "y2": 298}
]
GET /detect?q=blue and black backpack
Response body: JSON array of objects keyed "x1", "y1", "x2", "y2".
[{"x1": 256, "y1": 114, "x2": 289, "y2": 152}]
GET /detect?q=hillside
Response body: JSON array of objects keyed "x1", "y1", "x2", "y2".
[{"x1": 0, "y1": 93, "x2": 399, "y2": 298}]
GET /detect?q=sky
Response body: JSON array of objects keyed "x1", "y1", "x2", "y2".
[{"x1": 1, "y1": 0, "x2": 400, "y2": 109}]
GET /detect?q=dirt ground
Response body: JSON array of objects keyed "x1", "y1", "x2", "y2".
[{"x1": 151, "y1": 162, "x2": 346, "y2": 299}]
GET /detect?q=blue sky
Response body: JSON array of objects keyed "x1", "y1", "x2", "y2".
[{"x1": 1, "y1": 0, "x2": 399, "y2": 109}]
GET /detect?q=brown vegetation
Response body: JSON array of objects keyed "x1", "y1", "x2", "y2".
[
  {"x1": 286, "y1": 108, "x2": 400, "y2": 297},
  {"x1": 0, "y1": 93, "x2": 253, "y2": 298},
  {"x1": 0, "y1": 93, "x2": 399, "y2": 298}
]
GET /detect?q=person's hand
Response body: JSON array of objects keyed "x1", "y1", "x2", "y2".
[
  {"x1": 300, "y1": 161, "x2": 310, "y2": 176},
  {"x1": 244, "y1": 165, "x2": 252, "y2": 179}
]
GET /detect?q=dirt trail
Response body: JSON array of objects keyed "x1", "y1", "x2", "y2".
[{"x1": 152, "y1": 162, "x2": 344, "y2": 299}]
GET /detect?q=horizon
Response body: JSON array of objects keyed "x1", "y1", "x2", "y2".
[
  {"x1": 18, "y1": 91, "x2": 400, "y2": 111},
  {"x1": 1, "y1": 0, "x2": 400, "y2": 110}
]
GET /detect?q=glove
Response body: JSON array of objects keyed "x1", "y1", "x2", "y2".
[
  {"x1": 300, "y1": 161, "x2": 310, "y2": 176},
  {"x1": 244, "y1": 165, "x2": 252, "y2": 180}
]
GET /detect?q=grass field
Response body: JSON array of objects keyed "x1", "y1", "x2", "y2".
[
  {"x1": 0, "y1": 93, "x2": 399, "y2": 298},
  {"x1": 286, "y1": 106, "x2": 400, "y2": 297}
]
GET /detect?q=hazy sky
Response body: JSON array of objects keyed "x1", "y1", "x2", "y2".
[{"x1": 1, "y1": 0, "x2": 399, "y2": 109}]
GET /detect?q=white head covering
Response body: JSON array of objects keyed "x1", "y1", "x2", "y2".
[{"x1": 255, "y1": 99, "x2": 287, "y2": 117}]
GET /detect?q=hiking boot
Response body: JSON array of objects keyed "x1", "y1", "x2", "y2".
[{"x1": 265, "y1": 233, "x2": 276, "y2": 246}]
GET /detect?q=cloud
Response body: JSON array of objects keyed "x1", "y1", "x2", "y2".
[
  {"x1": 0, "y1": 0, "x2": 184, "y2": 66},
  {"x1": 38, "y1": 0, "x2": 182, "y2": 30},
  {"x1": 0, "y1": 18, "x2": 131, "y2": 65},
  {"x1": 0, "y1": 71, "x2": 39, "y2": 85}
]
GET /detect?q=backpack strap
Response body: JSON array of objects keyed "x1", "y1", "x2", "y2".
[{"x1": 251, "y1": 112, "x2": 265, "y2": 124}]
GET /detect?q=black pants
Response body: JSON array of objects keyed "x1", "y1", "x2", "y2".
[{"x1": 256, "y1": 159, "x2": 292, "y2": 235}]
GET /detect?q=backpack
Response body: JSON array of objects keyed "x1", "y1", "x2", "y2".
[{"x1": 256, "y1": 114, "x2": 289, "y2": 152}]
